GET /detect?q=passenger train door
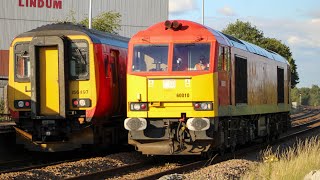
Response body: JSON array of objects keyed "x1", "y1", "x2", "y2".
[
  {"x1": 110, "y1": 50, "x2": 120, "y2": 113},
  {"x1": 38, "y1": 46, "x2": 60, "y2": 115},
  {"x1": 29, "y1": 36, "x2": 66, "y2": 119}
]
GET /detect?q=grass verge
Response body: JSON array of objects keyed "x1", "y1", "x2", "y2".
[{"x1": 243, "y1": 136, "x2": 320, "y2": 180}]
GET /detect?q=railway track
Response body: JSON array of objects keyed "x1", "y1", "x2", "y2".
[
  {"x1": 1, "y1": 108, "x2": 319, "y2": 179},
  {"x1": 0, "y1": 157, "x2": 86, "y2": 174},
  {"x1": 66, "y1": 109, "x2": 320, "y2": 180},
  {"x1": 0, "y1": 148, "x2": 128, "y2": 174},
  {"x1": 291, "y1": 108, "x2": 320, "y2": 122}
]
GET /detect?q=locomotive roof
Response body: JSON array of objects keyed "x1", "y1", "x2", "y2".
[
  {"x1": 17, "y1": 22, "x2": 129, "y2": 49},
  {"x1": 209, "y1": 28, "x2": 287, "y2": 63},
  {"x1": 132, "y1": 20, "x2": 287, "y2": 64}
]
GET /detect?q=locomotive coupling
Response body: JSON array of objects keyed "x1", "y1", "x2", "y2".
[{"x1": 124, "y1": 118, "x2": 147, "y2": 131}]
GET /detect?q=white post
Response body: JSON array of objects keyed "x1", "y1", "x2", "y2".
[
  {"x1": 202, "y1": 0, "x2": 204, "y2": 25},
  {"x1": 300, "y1": 93, "x2": 302, "y2": 106},
  {"x1": 89, "y1": 0, "x2": 92, "y2": 29}
]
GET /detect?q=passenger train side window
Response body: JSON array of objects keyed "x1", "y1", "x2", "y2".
[
  {"x1": 104, "y1": 56, "x2": 109, "y2": 77},
  {"x1": 14, "y1": 43, "x2": 30, "y2": 82},
  {"x1": 218, "y1": 46, "x2": 231, "y2": 72},
  {"x1": 70, "y1": 41, "x2": 89, "y2": 80},
  {"x1": 110, "y1": 50, "x2": 119, "y2": 84}
]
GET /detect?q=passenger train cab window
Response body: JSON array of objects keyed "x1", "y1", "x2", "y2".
[
  {"x1": 14, "y1": 43, "x2": 30, "y2": 82},
  {"x1": 70, "y1": 41, "x2": 89, "y2": 80},
  {"x1": 172, "y1": 43, "x2": 210, "y2": 71},
  {"x1": 132, "y1": 44, "x2": 168, "y2": 72},
  {"x1": 218, "y1": 46, "x2": 231, "y2": 72}
]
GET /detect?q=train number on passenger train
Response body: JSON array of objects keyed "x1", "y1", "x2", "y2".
[{"x1": 72, "y1": 90, "x2": 89, "y2": 95}]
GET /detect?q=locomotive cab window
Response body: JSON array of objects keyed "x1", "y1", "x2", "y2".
[
  {"x1": 172, "y1": 43, "x2": 210, "y2": 71},
  {"x1": 14, "y1": 43, "x2": 30, "y2": 82},
  {"x1": 132, "y1": 44, "x2": 168, "y2": 72},
  {"x1": 70, "y1": 41, "x2": 89, "y2": 80}
]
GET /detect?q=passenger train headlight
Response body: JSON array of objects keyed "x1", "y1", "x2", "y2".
[
  {"x1": 193, "y1": 102, "x2": 213, "y2": 111},
  {"x1": 124, "y1": 118, "x2": 147, "y2": 131},
  {"x1": 18, "y1": 101, "x2": 24, "y2": 108},
  {"x1": 79, "y1": 99, "x2": 86, "y2": 106},
  {"x1": 187, "y1": 118, "x2": 210, "y2": 131},
  {"x1": 14, "y1": 100, "x2": 31, "y2": 109},
  {"x1": 72, "y1": 99, "x2": 91, "y2": 108},
  {"x1": 130, "y1": 102, "x2": 148, "y2": 111}
]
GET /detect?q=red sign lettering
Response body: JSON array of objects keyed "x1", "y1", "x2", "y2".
[
  {"x1": 46, "y1": 0, "x2": 52, "y2": 8},
  {"x1": 18, "y1": 0, "x2": 62, "y2": 9},
  {"x1": 19, "y1": 0, "x2": 24, "y2": 7},
  {"x1": 53, "y1": 0, "x2": 62, "y2": 9},
  {"x1": 38, "y1": 0, "x2": 44, "y2": 8},
  {"x1": 30, "y1": 0, "x2": 36, "y2": 7}
]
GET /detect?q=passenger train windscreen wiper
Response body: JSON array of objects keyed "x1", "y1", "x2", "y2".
[{"x1": 75, "y1": 48, "x2": 86, "y2": 64}]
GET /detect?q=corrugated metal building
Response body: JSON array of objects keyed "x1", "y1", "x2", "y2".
[
  {"x1": 0, "y1": 0, "x2": 168, "y2": 100},
  {"x1": 0, "y1": 0, "x2": 169, "y2": 74}
]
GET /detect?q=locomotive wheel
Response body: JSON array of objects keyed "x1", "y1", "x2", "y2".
[
  {"x1": 218, "y1": 145, "x2": 226, "y2": 156},
  {"x1": 230, "y1": 144, "x2": 236, "y2": 153}
]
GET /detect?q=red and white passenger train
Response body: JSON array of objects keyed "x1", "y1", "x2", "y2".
[{"x1": 8, "y1": 23, "x2": 128, "y2": 151}]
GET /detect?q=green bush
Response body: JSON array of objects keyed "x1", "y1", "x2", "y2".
[{"x1": 0, "y1": 100, "x2": 3, "y2": 114}]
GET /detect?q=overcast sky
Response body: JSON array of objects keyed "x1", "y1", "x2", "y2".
[{"x1": 169, "y1": 0, "x2": 320, "y2": 88}]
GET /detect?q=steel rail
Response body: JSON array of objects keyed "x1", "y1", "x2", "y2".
[
  {"x1": 67, "y1": 121, "x2": 320, "y2": 180},
  {"x1": 138, "y1": 121, "x2": 320, "y2": 180}
]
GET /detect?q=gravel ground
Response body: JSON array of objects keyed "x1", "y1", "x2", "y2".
[
  {"x1": 108, "y1": 163, "x2": 180, "y2": 180},
  {"x1": 157, "y1": 159, "x2": 257, "y2": 180},
  {"x1": 183, "y1": 159, "x2": 257, "y2": 180},
  {"x1": 0, "y1": 152, "x2": 145, "y2": 180}
]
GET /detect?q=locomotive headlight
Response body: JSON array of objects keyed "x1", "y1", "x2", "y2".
[
  {"x1": 200, "y1": 103, "x2": 208, "y2": 110},
  {"x1": 133, "y1": 103, "x2": 141, "y2": 110},
  {"x1": 187, "y1": 118, "x2": 210, "y2": 131},
  {"x1": 193, "y1": 102, "x2": 213, "y2": 111},
  {"x1": 124, "y1": 118, "x2": 147, "y2": 131},
  {"x1": 130, "y1": 103, "x2": 148, "y2": 111}
]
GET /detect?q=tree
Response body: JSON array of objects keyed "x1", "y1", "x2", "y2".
[
  {"x1": 222, "y1": 20, "x2": 264, "y2": 45},
  {"x1": 260, "y1": 38, "x2": 291, "y2": 59},
  {"x1": 222, "y1": 20, "x2": 299, "y2": 88},
  {"x1": 58, "y1": 10, "x2": 121, "y2": 34},
  {"x1": 309, "y1": 85, "x2": 320, "y2": 106},
  {"x1": 288, "y1": 57, "x2": 299, "y2": 88},
  {"x1": 290, "y1": 87, "x2": 300, "y2": 103},
  {"x1": 80, "y1": 11, "x2": 121, "y2": 34}
]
